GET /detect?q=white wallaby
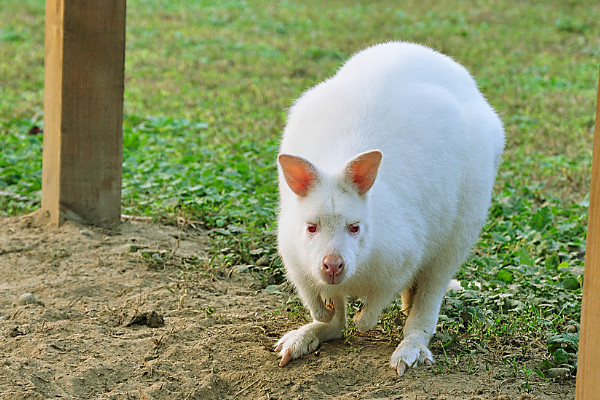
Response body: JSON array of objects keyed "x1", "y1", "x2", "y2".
[{"x1": 275, "y1": 41, "x2": 504, "y2": 375}]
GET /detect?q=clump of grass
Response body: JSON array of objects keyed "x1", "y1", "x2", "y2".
[
  {"x1": 121, "y1": 115, "x2": 281, "y2": 270},
  {"x1": 0, "y1": 125, "x2": 42, "y2": 215}
]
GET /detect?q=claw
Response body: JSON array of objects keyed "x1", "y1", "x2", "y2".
[
  {"x1": 424, "y1": 358, "x2": 433, "y2": 366},
  {"x1": 396, "y1": 361, "x2": 408, "y2": 376},
  {"x1": 279, "y1": 349, "x2": 292, "y2": 367},
  {"x1": 325, "y1": 298, "x2": 335, "y2": 311}
]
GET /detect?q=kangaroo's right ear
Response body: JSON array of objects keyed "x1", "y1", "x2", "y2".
[
  {"x1": 278, "y1": 154, "x2": 319, "y2": 197},
  {"x1": 344, "y1": 150, "x2": 382, "y2": 195}
]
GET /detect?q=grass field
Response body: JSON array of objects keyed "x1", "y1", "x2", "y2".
[{"x1": 1, "y1": 0, "x2": 599, "y2": 377}]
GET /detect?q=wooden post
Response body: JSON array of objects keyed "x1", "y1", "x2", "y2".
[
  {"x1": 41, "y1": 0, "x2": 126, "y2": 226},
  {"x1": 576, "y1": 66, "x2": 600, "y2": 398}
]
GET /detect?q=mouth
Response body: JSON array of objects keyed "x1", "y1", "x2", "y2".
[{"x1": 322, "y1": 273, "x2": 343, "y2": 285}]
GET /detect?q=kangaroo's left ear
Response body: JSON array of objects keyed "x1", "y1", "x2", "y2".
[
  {"x1": 344, "y1": 150, "x2": 382, "y2": 195},
  {"x1": 278, "y1": 154, "x2": 320, "y2": 197}
]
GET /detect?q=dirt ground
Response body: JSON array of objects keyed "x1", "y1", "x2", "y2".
[{"x1": 0, "y1": 213, "x2": 575, "y2": 399}]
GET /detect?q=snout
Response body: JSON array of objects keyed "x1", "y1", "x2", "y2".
[{"x1": 321, "y1": 254, "x2": 345, "y2": 284}]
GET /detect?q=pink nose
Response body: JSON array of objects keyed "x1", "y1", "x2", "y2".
[{"x1": 322, "y1": 254, "x2": 344, "y2": 281}]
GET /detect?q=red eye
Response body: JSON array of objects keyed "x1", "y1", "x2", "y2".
[
  {"x1": 348, "y1": 223, "x2": 360, "y2": 234},
  {"x1": 307, "y1": 224, "x2": 318, "y2": 234}
]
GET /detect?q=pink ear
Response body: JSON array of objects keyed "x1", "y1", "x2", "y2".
[
  {"x1": 278, "y1": 154, "x2": 319, "y2": 197},
  {"x1": 345, "y1": 150, "x2": 382, "y2": 195}
]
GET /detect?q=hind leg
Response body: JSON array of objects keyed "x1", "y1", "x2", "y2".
[
  {"x1": 353, "y1": 285, "x2": 400, "y2": 332},
  {"x1": 400, "y1": 284, "x2": 416, "y2": 316}
]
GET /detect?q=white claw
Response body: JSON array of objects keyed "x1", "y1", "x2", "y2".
[
  {"x1": 279, "y1": 349, "x2": 293, "y2": 367},
  {"x1": 396, "y1": 361, "x2": 408, "y2": 376},
  {"x1": 275, "y1": 326, "x2": 321, "y2": 367},
  {"x1": 390, "y1": 335, "x2": 434, "y2": 376}
]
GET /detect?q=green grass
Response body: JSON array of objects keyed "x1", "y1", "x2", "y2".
[{"x1": 2, "y1": 0, "x2": 599, "y2": 377}]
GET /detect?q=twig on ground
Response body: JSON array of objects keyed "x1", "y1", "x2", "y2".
[{"x1": 235, "y1": 379, "x2": 260, "y2": 396}]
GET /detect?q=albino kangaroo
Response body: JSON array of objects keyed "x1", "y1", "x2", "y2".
[{"x1": 275, "y1": 41, "x2": 504, "y2": 375}]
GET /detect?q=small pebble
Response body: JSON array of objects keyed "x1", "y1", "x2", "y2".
[
  {"x1": 80, "y1": 229, "x2": 92, "y2": 237},
  {"x1": 565, "y1": 324, "x2": 578, "y2": 333},
  {"x1": 256, "y1": 255, "x2": 269, "y2": 266},
  {"x1": 547, "y1": 367, "x2": 571, "y2": 378},
  {"x1": 7, "y1": 326, "x2": 25, "y2": 337},
  {"x1": 126, "y1": 311, "x2": 165, "y2": 328},
  {"x1": 18, "y1": 293, "x2": 38, "y2": 305}
]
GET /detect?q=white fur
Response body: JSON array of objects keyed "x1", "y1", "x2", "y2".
[{"x1": 275, "y1": 42, "x2": 504, "y2": 374}]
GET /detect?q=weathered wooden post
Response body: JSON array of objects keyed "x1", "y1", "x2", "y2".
[
  {"x1": 41, "y1": 0, "x2": 126, "y2": 226},
  {"x1": 575, "y1": 67, "x2": 600, "y2": 398}
]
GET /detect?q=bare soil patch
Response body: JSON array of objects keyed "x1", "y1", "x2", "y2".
[{"x1": 0, "y1": 214, "x2": 575, "y2": 399}]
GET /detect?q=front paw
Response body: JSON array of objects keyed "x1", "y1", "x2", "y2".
[
  {"x1": 275, "y1": 326, "x2": 320, "y2": 367},
  {"x1": 390, "y1": 335, "x2": 434, "y2": 376},
  {"x1": 353, "y1": 307, "x2": 378, "y2": 332},
  {"x1": 311, "y1": 298, "x2": 335, "y2": 323}
]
